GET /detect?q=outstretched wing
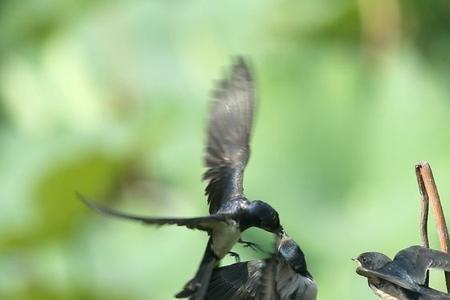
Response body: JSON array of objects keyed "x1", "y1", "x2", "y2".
[
  {"x1": 77, "y1": 193, "x2": 226, "y2": 232},
  {"x1": 394, "y1": 245, "x2": 450, "y2": 286},
  {"x1": 206, "y1": 259, "x2": 316, "y2": 300},
  {"x1": 205, "y1": 260, "x2": 266, "y2": 300},
  {"x1": 204, "y1": 57, "x2": 255, "y2": 214}
]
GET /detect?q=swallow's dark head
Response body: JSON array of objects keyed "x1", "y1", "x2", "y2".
[
  {"x1": 278, "y1": 232, "x2": 312, "y2": 278},
  {"x1": 353, "y1": 252, "x2": 391, "y2": 277},
  {"x1": 247, "y1": 200, "x2": 282, "y2": 234}
]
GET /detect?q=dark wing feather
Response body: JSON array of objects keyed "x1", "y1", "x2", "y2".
[
  {"x1": 274, "y1": 263, "x2": 297, "y2": 300},
  {"x1": 205, "y1": 260, "x2": 265, "y2": 300},
  {"x1": 204, "y1": 57, "x2": 255, "y2": 214},
  {"x1": 417, "y1": 286, "x2": 450, "y2": 299},
  {"x1": 395, "y1": 245, "x2": 450, "y2": 286},
  {"x1": 77, "y1": 193, "x2": 226, "y2": 232},
  {"x1": 258, "y1": 259, "x2": 280, "y2": 300},
  {"x1": 274, "y1": 262, "x2": 317, "y2": 300},
  {"x1": 357, "y1": 264, "x2": 420, "y2": 292}
]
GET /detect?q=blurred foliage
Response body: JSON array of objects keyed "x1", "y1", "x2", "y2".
[{"x1": 0, "y1": 0, "x2": 449, "y2": 299}]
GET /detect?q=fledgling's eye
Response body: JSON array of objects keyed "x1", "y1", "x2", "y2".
[{"x1": 361, "y1": 257, "x2": 367, "y2": 263}]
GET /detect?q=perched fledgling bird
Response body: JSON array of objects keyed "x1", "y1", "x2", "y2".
[
  {"x1": 354, "y1": 245, "x2": 450, "y2": 300},
  {"x1": 78, "y1": 57, "x2": 283, "y2": 300},
  {"x1": 204, "y1": 231, "x2": 317, "y2": 300}
]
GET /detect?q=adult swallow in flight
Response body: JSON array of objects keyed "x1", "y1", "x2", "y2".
[{"x1": 79, "y1": 57, "x2": 283, "y2": 300}]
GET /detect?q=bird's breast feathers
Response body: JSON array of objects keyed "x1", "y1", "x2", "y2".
[
  {"x1": 369, "y1": 281, "x2": 403, "y2": 300},
  {"x1": 210, "y1": 219, "x2": 241, "y2": 258},
  {"x1": 276, "y1": 263, "x2": 317, "y2": 300}
]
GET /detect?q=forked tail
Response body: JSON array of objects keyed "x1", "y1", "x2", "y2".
[{"x1": 175, "y1": 239, "x2": 219, "y2": 300}]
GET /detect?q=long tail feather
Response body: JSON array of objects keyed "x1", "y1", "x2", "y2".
[{"x1": 176, "y1": 240, "x2": 219, "y2": 300}]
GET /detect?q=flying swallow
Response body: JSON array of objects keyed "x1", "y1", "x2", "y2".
[
  {"x1": 79, "y1": 57, "x2": 283, "y2": 300},
  {"x1": 204, "y1": 231, "x2": 317, "y2": 300},
  {"x1": 354, "y1": 245, "x2": 450, "y2": 300}
]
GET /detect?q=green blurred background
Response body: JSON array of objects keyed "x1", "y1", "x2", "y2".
[{"x1": 0, "y1": 0, "x2": 449, "y2": 299}]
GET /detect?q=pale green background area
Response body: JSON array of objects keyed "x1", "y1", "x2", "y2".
[{"x1": 0, "y1": 0, "x2": 450, "y2": 299}]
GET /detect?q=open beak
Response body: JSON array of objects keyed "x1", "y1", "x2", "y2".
[
  {"x1": 352, "y1": 257, "x2": 363, "y2": 268},
  {"x1": 276, "y1": 226, "x2": 285, "y2": 237},
  {"x1": 278, "y1": 230, "x2": 292, "y2": 246}
]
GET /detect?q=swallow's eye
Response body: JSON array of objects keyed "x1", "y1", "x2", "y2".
[{"x1": 361, "y1": 257, "x2": 367, "y2": 263}]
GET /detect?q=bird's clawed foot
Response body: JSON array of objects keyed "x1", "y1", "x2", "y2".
[
  {"x1": 239, "y1": 239, "x2": 263, "y2": 252},
  {"x1": 228, "y1": 251, "x2": 241, "y2": 262}
]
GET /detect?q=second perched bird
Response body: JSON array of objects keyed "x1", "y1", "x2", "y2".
[
  {"x1": 79, "y1": 58, "x2": 283, "y2": 300},
  {"x1": 205, "y1": 231, "x2": 317, "y2": 300},
  {"x1": 354, "y1": 245, "x2": 450, "y2": 300}
]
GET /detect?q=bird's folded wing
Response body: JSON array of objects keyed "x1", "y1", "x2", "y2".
[
  {"x1": 205, "y1": 260, "x2": 266, "y2": 300},
  {"x1": 357, "y1": 264, "x2": 420, "y2": 292},
  {"x1": 397, "y1": 245, "x2": 450, "y2": 286},
  {"x1": 204, "y1": 57, "x2": 255, "y2": 214},
  {"x1": 78, "y1": 193, "x2": 227, "y2": 231},
  {"x1": 417, "y1": 285, "x2": 450, "y2": 300}
]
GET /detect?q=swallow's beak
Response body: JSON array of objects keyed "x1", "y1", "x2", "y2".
[
  {"x1": 275, "y1": 226, "x2": 284, "y2": 237},
  {"x1": 278, "y1": 230, "x2": 291, "y2": 246},
  {"x1": 352, "y1": 257, "x2": 363, "y2": 269},
  {"x1": 276, "y1": 230, "x2": 291, "y2": 252}
]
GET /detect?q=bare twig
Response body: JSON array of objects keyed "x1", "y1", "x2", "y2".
[
  {"x1": 416, "y1": 161, "x2": 450, "y2": 292},
  {"x1": 416, "y1": 164, "x2": 430, "y2": 249},
  {"x1": 416, "y1": 164, "x2": 430, "y2": 286}
]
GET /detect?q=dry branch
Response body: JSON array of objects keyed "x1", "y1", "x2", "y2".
[{"x1": 416, "y1": 161, "x2": 450, "y2": 292}]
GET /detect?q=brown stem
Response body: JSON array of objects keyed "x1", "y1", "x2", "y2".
[
  {"x1": 416, "y1": 164, "x2": 430, "y2": 286},
  {"x1": 417, "y1": 161, "x2": 450, "y2": 292},
  {"x1": 416, "y1": 164, "x2": 430, "y2": 249}
]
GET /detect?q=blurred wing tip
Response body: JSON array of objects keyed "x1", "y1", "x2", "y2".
[
  {"x1": 76, "y1": 191, "x2": 91, "y2": 206},
  {"x1": 232, "y1": 55, "x2": 248, "y2": 67},
  {"x1": 210, "y1": 56, "x2": 253, "y2": 102},
  {"x1": 232, "y1": 56, "x2": 252, "y2": 80},
  {"x1": 76, "y1": 192, "x2": 107, "y2": 215}
]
